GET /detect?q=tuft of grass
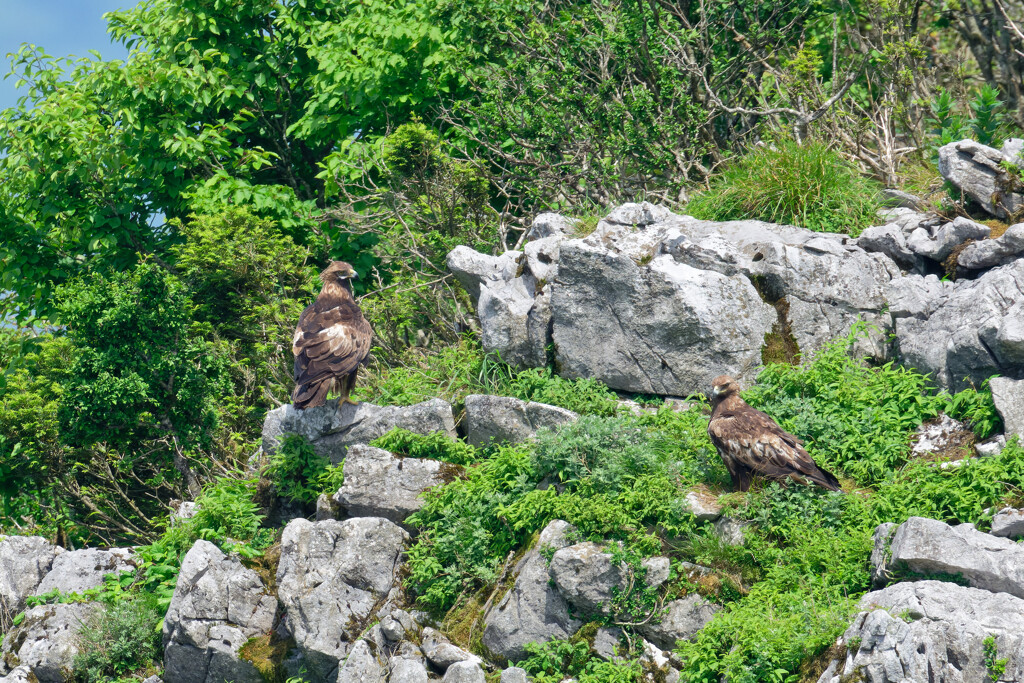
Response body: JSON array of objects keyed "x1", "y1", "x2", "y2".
[
  {"x1": 685, "y1": 140, "x2": 881, "y2": 236},
  {"x1": 72, "y1": 596, "x2": 162, "y2": 683}
]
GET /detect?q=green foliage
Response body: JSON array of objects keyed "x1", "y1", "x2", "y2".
[
  {"x1": 504, "y1": 367, "x2": 621, "y2": 417},
  {"x1": 266, "y1": 434, "x2": 330, "y2": 506},
  {"x1": 517, "y1": 636, "x2": 641, "y2": 683},
  {"x1": 929, "y1": 89, "x2": 968, "y2": 157},
  {"x1": 371, "y1": 428, "x2": 478, "y2": 466},
  {"x1": 56, "y1": 261, "x2": 228, "y2": 452},
  {"x1": 135, "y1": 475, "x2": 273, "y2": 610},
  {"x1": 969, "y1": 86, "x2": 1006, "y2": 147},
  {"x1": 685, "y1": 140, "x2": 881, "y2": 236},
  {"x1": 72, "y1": 596, "x2": 162, "y2": 683},
  {"x1": 983, "y1": 635, "x2": 1009, "y2": 681}
]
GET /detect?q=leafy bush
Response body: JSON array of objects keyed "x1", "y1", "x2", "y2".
[
  {"x1": 371, "y1": 428, "x2": 478, "y2": 465},
  {"x1": 685, "y1": 140, "x2": 881, "y2": 236},
  {"x1": 517, "y1": 636, "x2": 641, "y2": 683},
  {"x1": 266, "y1": 434, "x2": 331, "y2": 506},
  {"x1": 72, "y1": 596, "x2": 162, "y2": 683},
  {"x1": 505, "y1": 367, "x2": 621, "y2": 417}
]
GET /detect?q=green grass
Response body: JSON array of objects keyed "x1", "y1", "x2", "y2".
[{"x1": 685, "y1": 140, "x2": 881, "y2": 236}]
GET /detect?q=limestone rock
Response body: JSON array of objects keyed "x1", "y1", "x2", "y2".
[
  {"x1": 870, "y1": 516, "x2": 1024, "y2": 598},
  {"x1": 0, "y1": 602, "x2": 100, "y2": 683},
  {"x1": 447, "y1": 247, "x2": 524, "y2": 304},
  {"x1": 642, "y1": 557, "x2": 671, "y2": 589},
  {"x1": 35, "y1": 548, "x2": 136, "y2": 596},
  {"x1": 389, "y1": 657, "x2": 428, "y2": 683},
  {"x1": 0, "y1": 536, "x2": 59, "y2": 613},
  {"x1": 819, "y1": 581, "x2": 1024, "y2": 683},
  {"x1": 549, "y1": 542, "x2": 627, "y2": 616},
  {"x1": 637, "y1": 595, "x2": 720, "y2": 650},
  {"x1": 592, "y1": 626, "x2": 623, "y2": 660},
  {"x1": 909, "y1": 414, "x2": 974, "y2": 459},
  {"x1": 463, "y1": 395, "x2": 578, "y2": 447},
  {"x1": 443, "y1": 661, "x2": 485, "y2": 683},
  {"x1": 421, "y1": 628, "x2": 481, "y2": 670},
  {"x1": 276, "y1": 518, "x2": 409, "y2": 681},
  {"x1": 990, "y1": 376, "x2": 1024, "y2": 440},
  {"x1": 332, "y1": 445, "x2": 454, "y2": 528},
  {"x1": 500, "y1": 668, "x2": 528, "y2": 683},
  {"x1": 482, "y1": 520, "x2": 582, "y2": 662},
  {"x1": 894, "y1": 260, "x2": 1024, "y2": 390},
  {"x1": 880, "y1": 189, "x2": 925, "y2": 211},
  {"x1": 992, "y1": 508, "x2": 1024, "y2": 539},
  {"x1": 262, "y1": 398, "x2": 457, "y2": 464},
  {"x1": 905, "y1": 217, "x2": 989, "y2": 262},
  {"x1": 162, "y1": 540, "x2": 277, "y2": 683},
  {"x1": 524, "y1": 236, "x2": 565, "y2": 283},
  {"x1": 957, "y1": 222, "x2": 1024, "y2": 270},
  {"x1": 336, "y1": 640, "x2": 384, "y2": 683},
  {"x1": 527, "y1": 213, "x2": 577, "y2": 241},
  {"x1": 713, "y1": 517, "x2": 750, "y2": 546},
  {"x1": 856, "y1": 223, "x2": 917, "y2": 270},
  {"x1": 551, "y1": 245, "x2": 775, "y2": 395},
  {"x1": 682, "y1": 490, "x2": 722, "y2": 523},
  {"x1": 938, "y1": 138, "x2": 1024, "y2": 219},
  {"x1": 0, "y1": 667, "x2": 35, "y2": 683}
]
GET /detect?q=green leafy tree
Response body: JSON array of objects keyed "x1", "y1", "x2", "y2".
[{"x1": 56, "y1": 262, "x2": 228, "y2": 496}]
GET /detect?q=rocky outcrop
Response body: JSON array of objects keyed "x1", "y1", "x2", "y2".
[
  {"x1": 893, "y1": 260, "x2": 1024, "y2": 390},
  {"x1": 449, "y1": 203, "x2": 908, "y2": 396},
  {"x1": 638, "y1": 595, "x2": 720, "y2": 650},
  {"x1": 957, "y1": 222, "x2": 1024, "y2": 270},
  {"x1": 991, "y1": 376, "x2": 1024, "y2": 440},
  {"x1": 335, "y1": 640, "x2": 384, "y2": 683},
  {"x1": 276, "y1": 517, "x2": 409, "y2": 681},
  {"x1": 938, "y1": 138, "x2": 1024, "y2": 219},
  {"x1": 0, "y1": 666, "x2": 34, "y2": 683},
  {"x1": 548, "y1": 542, "x2": 629, "y2": 616},
  {"x1": 871, "y1": 516, "x2": 1024, "y2": 598},
  {"x1": 0, "y1": 536, "x2": 60, "y2": 613},
  {"x1": 482, "y1": 520, "x2": 582, "y2": 662},
  {"x1": 262, "y1": 399, "x2": 457, "y2": 464},
  {"x1": 34, "y1": 548, "x2": 136, "y2": 596},
  {"x1": 463, "y1": 394, "x2": 578, "y2": 447},
  {"x1": 331, "y1": 445, "x2": 454, "y2": 528},
  {"x1": 0, "y1": 602, "x2": 100, "y2": 683},
  {"x1": 992, "y1": 508, "x2": 1024, "y2": 539},
  {"x1": 421, "y1": 628, "x2": 482, "y2": 670},
  {"x1": 818, "y1": 581, "x2": 1024, "y2": 683},
  {"x1": 162, "y1": 540, "x2": 277, "y2": 683}
]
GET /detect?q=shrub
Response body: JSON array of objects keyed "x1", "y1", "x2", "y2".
[
  {"x1": 685, "y1": 140, "x2": 881, "y2": 236},
  {"x1": 72, "y1": 595, "x2": 162, "y2": 683},
  {"x1": 266, "y1": 434, "x2": 330, "y2": 506},
  {"x1": 517, "y1": 636, "x2": 642, "y2": 683},
  {"x1": 371, "y1": 428, "x2": 478, "y2": 465},
  {"x1": 506, "y1": 367, "x2": 621, "y2": 417}
]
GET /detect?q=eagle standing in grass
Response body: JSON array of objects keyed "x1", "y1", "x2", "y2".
[
  {"x1": 707, "y1": 375, "x2": 841, "y2": 492},
  {"x1": 292, "y1": 261, "x2": 373, "y2": 410}
]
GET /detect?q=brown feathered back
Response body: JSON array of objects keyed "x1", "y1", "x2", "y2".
[
  {"x1": 291, "y1": 261, "x2": 373, "y2": 409},
  {"x1": 707, "y1": 375, "x2": 841, "y2": 492}
]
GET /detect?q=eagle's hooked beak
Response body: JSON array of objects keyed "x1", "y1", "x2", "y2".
[{"x1": 711, "y1": 386, "x2": 723, "y2": 398}]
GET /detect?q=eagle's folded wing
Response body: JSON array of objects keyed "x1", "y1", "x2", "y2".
[{"x1": 293, "y1": 303, "x2": 373, "y2": 387}]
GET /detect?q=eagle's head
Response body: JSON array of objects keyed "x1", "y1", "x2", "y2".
[
  {"x1": 320, "y1": 261, "x2": 359, "y2": 283},
  {"x1": 709, "y1": 375, "x2": 741, "y2": 404}
]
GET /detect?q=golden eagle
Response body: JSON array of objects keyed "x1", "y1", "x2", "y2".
[
  {"x1": 707, "y1": 375, "x2": 841, "y2": 492},
  {"x1": 292, "y1": 261, "x2": 373, "y2": 410}
]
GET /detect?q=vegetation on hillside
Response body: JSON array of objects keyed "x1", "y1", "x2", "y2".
[{"x1": 1, "y1": 0, "x2": 1023, "y2": 679}]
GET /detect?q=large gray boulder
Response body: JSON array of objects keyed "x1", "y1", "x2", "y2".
[
  {"x1": 0, "y1": 536, "x2": 60, "y2": 614},
  {"x1": 938, "y1": 139, "x2": 1024, "y2": 219},
  {"x1": 992, "y1": 508, "x2": 1024, "y2": 539},
  {"x1": 262, "y1": 399, "x2": 457, "y2": 464},
  {"x1": 276, "y1": 518, "x2": 409, "y2": 681},
  {"x1": 482, "y1": 520, "x2": 582, "y2": 662},
  {"x1": 548, "y1": 542, "x2": 627, "y2": 616},
  {"x1": 463, "y1": 395, "x2": 578, "y2": 447},
  {"x1": 35, "y1": 548, "x2": 136, "y2": 596},
  {"x1": 420, "y1": 627, "x2": 482, "y2": 670},
  {"x1": 856, "y1": 223, "x2": 917, "y2": 270},
  {"x1": 894, "y1": 260, "x2": 1024, "y2": 390},
  {"x1": 335, "y1": 640, "x2": 384, "y2": 683},
  {"x1": 162, "y1": 540, "x2": 277, "y2": 683},
  {"x1": 332, "y1": 445, "x2": 453, "y2": 528},
  {"x1": 990, "y1": 376, "x2": 1024, "y2": 440},
  {"x1": 551, "y1": 244, "x2": 775, "y2": 395},
  {"x1": 818, "y1": 581, "x2": 1024, "y2": 683},
  {"x1": 443, "y1": 661, "x2": 486, "y2": 683},
  {"x1": 0, "y1": 602, "x2": 100, "y2": 683},
  {"x1": 904, "y1": 216, "x2": 989, "y2": 263},
  {"x1": 870, "y1": 516, "x2": 1024, "y2": 599},
  {"x1": 637, "y1": 595, "x2": 720, "y2": 650},
  {"x1": 0, "y1": 666, "x2": 34, "y2": 683},
  {"x1": 957, "y1": 222, "x2": 1024, "y2": 270},
  {"x1": 449, "y1": 203, "x2": 903, "y2": 396}
]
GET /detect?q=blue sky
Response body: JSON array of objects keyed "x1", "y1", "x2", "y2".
[{"x1": 0, "y1": 0, "x2": 130, "y2": 111}]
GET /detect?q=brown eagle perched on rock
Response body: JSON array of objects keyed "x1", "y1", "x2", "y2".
[
  {"x1": 707, "y1": 375, "x2": 841, "y2": 492},
  {"x1": 292, "y1": 261, "x2": 373, "y2": 410}
]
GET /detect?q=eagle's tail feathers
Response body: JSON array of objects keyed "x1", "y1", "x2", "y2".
[{"x1": 293, "y1": 378, "x2": 332, "y2": 410}]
